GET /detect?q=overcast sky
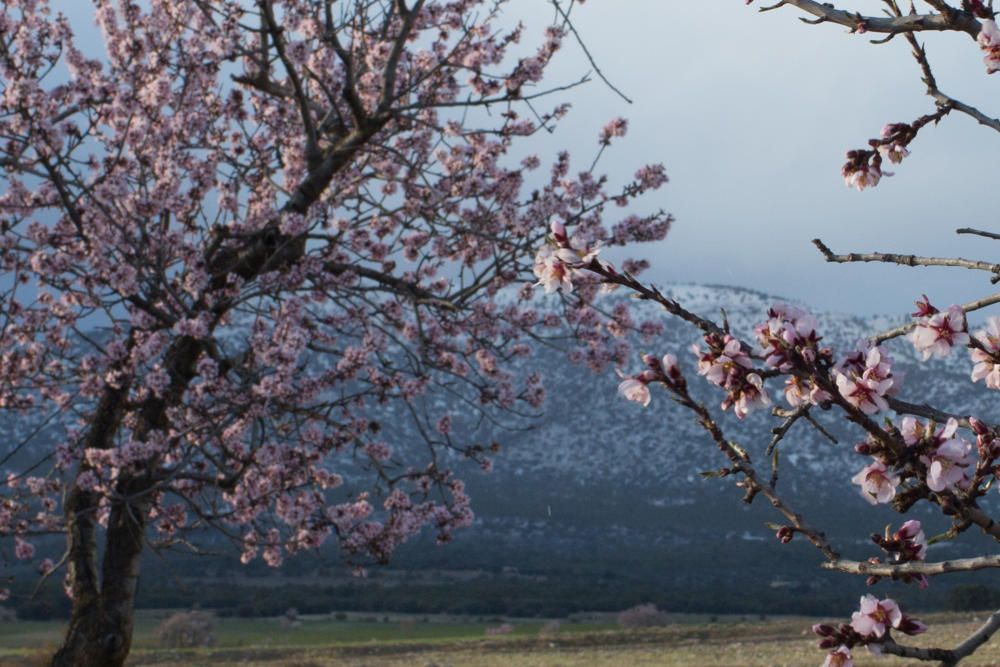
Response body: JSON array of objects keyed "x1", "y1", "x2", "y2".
[{"x1": 512, "y1": 1, "x2": 1000, "y2": 315}]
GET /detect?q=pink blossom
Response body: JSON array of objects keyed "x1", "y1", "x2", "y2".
[
  {"x1": 730, "y1": 372, "x2": 769, "y2": 419},
  {"x1": 970, "y1": 316, "x2": 1000, "y2": 389},
  {"x1": 877, "y1": 124, "x2": 910, "y2": 164},
  {"x1": 978, "y1": 19, "x2": 1000, "y2": 73},
  {"x1": 877, "y1": 142, "x2": 909, "y2": 165},
  {"x1": 909, "y1": 304, "x2": 969, "y2": 360},
  {"x1": 783, "y1": 376, "x2": 831, "y2": 408},
  {"x1": 617, "y1": 369, "x2": 652, "y2": 407},
  {"x1": 850, "y1": 595, "x2": 902, "y2": 638},
  {"x1": 532, "y1": 235, "x2": 600, "y2": 294},
  {"x1": 842, "y1": 163, "x2": 883, "y2": 191},
  {"x1": 694, "y1": 334, "x2": 770, "y2": 419},
  {"x1": 851, "y1": 461, "x2": 899, "y2": 504},
  {"x1": 921, "y1": 432, "x2": 974, "y2": 493},
  {"x1": 899, "y1": 416, "x2": 927, "y2": 446},
  {"x1": 598, "y1": 117, "x2": 628, "y2": 145},
  {"x1": 14, "y1": 536, "x2": 35, "y2": 560},
  {"x1": 833, "y1": 345, "x2": 896, "y2": 414}
]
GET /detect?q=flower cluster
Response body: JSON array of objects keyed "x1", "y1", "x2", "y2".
[
  {"x1": 616, "y1": 353, "x2": 681, "y2": 407},
  {"x1": 876, "y1": 123, "x2": 912, "y2": 165},
  {"x1": 970, "y1": 316, "x2": 1000, "y2": 389},
  {"x1": 754, "y1": 303, "x2": 832, "y2": 406},
  {"x1": 532, "y1": 220, "x2": 602, "y2": 294},
  {"x1": 833, "y1": 343, "x2": 898, "y2": 415},
  {"x1": 869, "y1": 520, "x2": 929, "y2": 588},
  {"x1": 978, "y1": 18, "x2": 1000, "y2": 74},
  {"x1": 841, "y1": 150, "x2": 886, "y2": 191},
  {"x1": 908, "y1": 299, "x2": 969, "y2": 360},
  {"x1": 813, "y1": 596, "x2": 925, "y2": 666},
  {"x1": 693, "y1": 334, "x2": 769, "y2": 419},
  {"x1": 880, "y1": 520, "x2": 928, "y2": 562},
  {"x1": 901, "y1": 417, "x2": 975, "y2": 493}
]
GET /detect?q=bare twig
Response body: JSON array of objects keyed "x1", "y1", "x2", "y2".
[
  {"x1": 812, "y1": 238, "x2": 1000, "y2": 277},
  {"x1": 957, "y1": 228, "x2": 1000, "y2": 241},
  {"x1": 759, "y1": 0, "x2": 982, "y2": 38},
  {"x1": 550, "y1": 0, "x2": 633, "y2": 104}
]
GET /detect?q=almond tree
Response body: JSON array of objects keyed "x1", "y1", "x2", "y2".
[
  {"x1": 537, "y1": 1, "x2": 1000, "y2": 665},
  {"x1": 0, "y1": 1, "x2": 670, "y2": 664}
]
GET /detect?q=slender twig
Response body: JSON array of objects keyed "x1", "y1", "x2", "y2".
[
  {"x1": 957, "y1": 228, "x2": 1000, "y2": 241},
  {"x1": 812, "y1": 238, "x2": 1000, "y2": 277},
  {"x1": 550, "y1": 0, "x2": 633, "y2": 104}
]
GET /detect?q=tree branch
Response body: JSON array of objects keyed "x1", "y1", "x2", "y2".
[
  {"x1": 760, "y1": 0, "x2": 981, "y2": 38},
  {"x1": 812, "y1": 238, "x2": 1000, "y2": 277},
  {"x1": 822, "y1": 554, "x2": 1000, "y2": 576}
]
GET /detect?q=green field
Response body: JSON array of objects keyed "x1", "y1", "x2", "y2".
[{"x1": 3, "y1": 612, "x2": 1000, "y2": 666}]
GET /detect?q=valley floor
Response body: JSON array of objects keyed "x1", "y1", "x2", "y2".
[{"x1": 3, "y1": 612, "x2": 1000, "y2": 666}]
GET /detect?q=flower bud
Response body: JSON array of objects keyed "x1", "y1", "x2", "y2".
[
  {"x1": 662, "y1": 353, "x2": 679, "y2": 376},
  {"x1": 969, "y1": 416, "x2": 989, "y2": 436},
  {"x1": 811, "y1": 623, "x2": 836, "y2": 637},
  {"x1": 898, "y1": 616, "x2": 928, "y2": 635},
  {"x1": 549, "y1": 220, "x2": 567, "y2": 244}
]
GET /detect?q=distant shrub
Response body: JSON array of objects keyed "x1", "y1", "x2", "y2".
[
  {"x1": 539, "y1": 620, "x2": 561, "y2": 636},
  {"x1": 280, "y1": 607, "x2": 302, "y2": 629},
  {"x1": 0, "y1": 607, "x2": 16, "y2": 623},
  {"x1": 617, "y1": 603, "x2": 668, "y2": 629},
  {"x1": 154, "y1": 610, "x2": 215, "y2": 648},
  {"x1": 485, "y1": 622, "x2": 514, "y2": 636},
  {"x1": 333, "y1": 611, "x2": 347, "y2": 621}
]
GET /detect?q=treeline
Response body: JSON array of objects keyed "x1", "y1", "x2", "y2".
[{"x1": 11, "y1": 571, "x2": 964, "y2": 621}]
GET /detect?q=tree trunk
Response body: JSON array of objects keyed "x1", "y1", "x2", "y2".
[{"x1": 50, "y1": 490, "x2": 149, "y2": 667}]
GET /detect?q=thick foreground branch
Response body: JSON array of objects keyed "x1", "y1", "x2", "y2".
[
  {"x1": 880, "y1": 610, "x2": 1000, "y2": 666},
  {"x1": 822, "y1": 555, "x2": 1000, "y2": 576}
]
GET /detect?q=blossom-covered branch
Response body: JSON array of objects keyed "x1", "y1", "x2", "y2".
[
  {"x1": 751, "y1": 0, "x2": 1000, "y2": 190},
  {"x1": 535, "y1": 227, "x2": 1000, "y2": 664}
]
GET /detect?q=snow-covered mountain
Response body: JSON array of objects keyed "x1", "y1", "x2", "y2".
[{"x1": 415, "y1": 282, "x2": 1000, "y2": 608}]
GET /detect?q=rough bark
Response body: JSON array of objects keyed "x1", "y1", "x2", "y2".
[{"x1": 50, "y1": 495, "x2": 149, "y2": 667}]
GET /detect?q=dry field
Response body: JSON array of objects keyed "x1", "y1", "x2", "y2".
[{"x1": 3, "y1": 612, "x2": 1000, "y2": 666}]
